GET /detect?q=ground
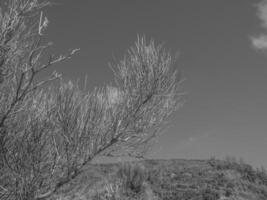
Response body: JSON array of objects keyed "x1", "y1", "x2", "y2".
[{"x1": 50, "y1": 158, "x2": 267, "y2": 200}]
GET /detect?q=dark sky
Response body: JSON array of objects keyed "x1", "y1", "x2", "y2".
[{"x1": 44, "y1": 0, "x2": 267, "y2": 167}]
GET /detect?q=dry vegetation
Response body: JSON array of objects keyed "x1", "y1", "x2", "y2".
[
  {"x1": 1, "y1": 1, "x2": 265, "y2": 200},
  {"x1": 0, "y1": 1, "x2": 182, "y2": 199},
  {"x1": 54, "y1": 158, "x2": 267, "y2": 200}
]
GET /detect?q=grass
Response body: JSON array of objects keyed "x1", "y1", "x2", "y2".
[{"x1": 49, "y1": 158, "x2": 267, "y2": 200}]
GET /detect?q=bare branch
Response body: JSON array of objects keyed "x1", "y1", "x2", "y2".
[{"x1": 0, "y1": 2, "x2": 182, "y2": 200}]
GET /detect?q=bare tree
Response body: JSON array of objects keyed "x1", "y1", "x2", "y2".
[{"x1": 0, "y1": 1, "x2": 184, "y2": 200}]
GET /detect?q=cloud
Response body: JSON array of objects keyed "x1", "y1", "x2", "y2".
[
  {"x1": 251, "y1": 0, "x2": 267, "y2": 50},
  {"x1": 251, "y1": 35, "x2": 267, "y2": 49}
]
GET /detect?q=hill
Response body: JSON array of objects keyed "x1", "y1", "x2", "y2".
[{"x1": 50, "y1": 158, "x2": 267, "y2": 200}]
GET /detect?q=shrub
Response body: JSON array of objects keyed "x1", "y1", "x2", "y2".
[
  {"x1": 0, "y1": 1, "x2": 183, "y2": 199},
  {"x1": 201, "y1": 188, "x2": 220, "y2": 200},
  {"x1": 208, "y1": 157, "x2": 267, "y2": 184},
  {"x1": 116, "y1": 163, "x2": 148, "y2": 195}
]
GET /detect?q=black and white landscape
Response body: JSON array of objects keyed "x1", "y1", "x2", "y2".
[{"x1": 1, "y1": 1, "x2": 267, "y2": 199}]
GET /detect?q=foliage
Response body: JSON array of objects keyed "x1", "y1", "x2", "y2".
[
  {"x1": 89, "y1": 159, "x2": 267, "y2": 200},
  {"x1": 116, "y1": 163, "x2": 148, "y2": 194},
  {"x1": 0, "y1": 1, "x2": 183, "y2": 200},
  {"x1": 208, "y1": 156, "x2": 267, "y2": 199},
  {"x1": 201, "y1": 187, "x2": 220, "y2": 200},
  {"x1": 91, "y1": 163, "x2": 155, "y2": 200},
  {"x1": 208, "y1": 156, "x2": 267, "y2": 185}
]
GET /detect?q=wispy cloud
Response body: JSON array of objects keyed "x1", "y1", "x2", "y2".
[{"x1": 251, "y1": 0, "x2": 267, "y2": 50}]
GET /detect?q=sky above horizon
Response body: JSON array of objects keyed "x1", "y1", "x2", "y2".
[{"x1": 44, "y1": 0, "x2": 267, "y2": 168}]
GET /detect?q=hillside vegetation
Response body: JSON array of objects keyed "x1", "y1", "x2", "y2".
[{"x1": 49, "y1": 158, "x2": 267, "y2": 200}]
